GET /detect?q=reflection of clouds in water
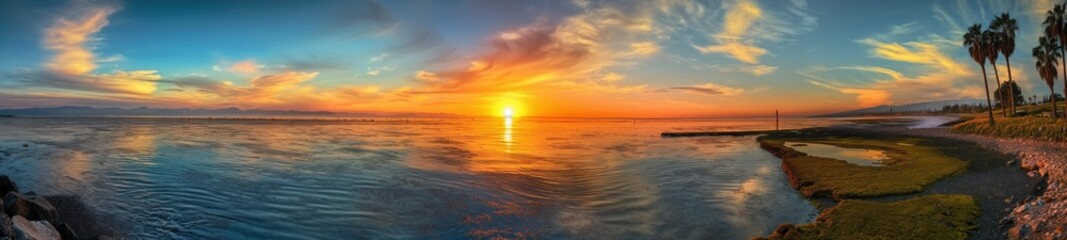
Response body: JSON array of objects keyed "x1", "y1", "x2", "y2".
[
  {"x1": 0, "y1": 117, "x2": 832, "y2": 239},
  {"x1": 787, "y1": 142, "x2": 888, "y2": 166}
]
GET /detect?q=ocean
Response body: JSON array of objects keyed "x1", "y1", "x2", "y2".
[{"x1": 0, "y1": 116, "x2": 840, "y2": 239}]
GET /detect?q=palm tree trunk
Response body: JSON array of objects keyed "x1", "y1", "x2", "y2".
[
  {"x1": 1005, "y1": 56, "x2": 1016, "y2": 115},
  {"x1": 1052, "y1": 88, "x2": 1059, "y2": 118},
  {"x1": 1060, "y1": 44, "x2": 1067, "y2": 119},
  {"x1": 992, "y1": 63, "x2": 1005, "y2": 116},
  {"x1": 981, "y1": 65, "x2": 995, "y2": 125}
]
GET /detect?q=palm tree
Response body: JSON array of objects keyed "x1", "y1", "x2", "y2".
[
  {"x1": 991, "y1": 13, "x2": 1020, "y2": 115},
  {"x1": 1044, "y1": 4, "x2": 1067, "y2": 119},
  {"x1": 964, "y1": 24, "x2": 996, "y2": 125},
  {"x1": 983, "y1": 30, "x2": 1007, "y2": 116},
  {"x1": 1035, "y1": 36, "x2": 1062, "y2": 118}
]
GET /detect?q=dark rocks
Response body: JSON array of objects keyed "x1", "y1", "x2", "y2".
[
  {"x1": 0, "y1": 176, "x2": 110, "y2": 239},
  {"x1": 0, "y1": 212, "x2": 12, "y2": 237},
  {"x1": 4, "y1": 193, "x2": 57, "y2": 223},
  {"x1": 53, "y1": 224, "x2": 76, "y2": 240},
  {"x1": 11, "y1": 215, "x2": 59, "y2": 240},
  {"x1": 998, "y1": 216, "x2": 1014, "y2": 228},
  {"x1": 0, "y1": 176, "x2": 19, "y2": 197}
]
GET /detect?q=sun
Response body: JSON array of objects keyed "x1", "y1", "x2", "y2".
[{"x1": 503, "y1": 107, "x2": 514, "y2": 118}]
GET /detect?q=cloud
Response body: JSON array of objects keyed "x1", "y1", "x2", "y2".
[
  {"x1": 407, "y1": 1, "x2": 665, "y2": 95},
  {"x1": 691, "y1": 0, "x2": 816, "y2": 64},
  {"x1": 856, "y1": 38, "x2": 969, "y2": 75},
  {"x1": 414, "y1": 70, "x2": 438, "y2": 82},
  {"x1": 601, "y1": 72, "x2": 625, "y2": 82},
  {"x1": 366, "y1": 65, "x2": 395, "y2": 76},
  {"x1": 166, "y1": 71, "x2": 319, "y2": 103},
  {"x1": 694, "y1": 0, "x2": 765, "y2": 64},
  {"x1": 8, "y1": 4, "x2": 161, "y2": 96},
  {"x1": 229, "y1": 60, "x2": 263, "y2": 73},
  {"x1": 804, "y1": 65, "x2": 983, "y2": 107},
  {"x1": 808, "y1": 80, "x2": 890, "y2": 107},
  {"x1": 629, "y1": 42, "x2": 661, "y2": 56},
  {"x1": 738, "y1": 65, "x2": 777, "y2": 76},
  {"x1": 43, "y1": 7, "x2": 116, "y2": 75},
  {"x1": 669, "y1": 83, "x2": 745, "y2": 96}
]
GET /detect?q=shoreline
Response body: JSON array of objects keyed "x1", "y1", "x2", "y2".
[
  {"x1": 881, "y1": 124, "x2": 1067, "y2": 239},
  {"x1": 0, "y1": 176, "x2": 122, "y2": 239},
  {"x1": 756, "y1": 116, "x2": 1051, "y2": 239}
]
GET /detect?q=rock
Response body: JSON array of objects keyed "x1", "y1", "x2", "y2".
[
  {"x1": 0, "y1": 212, "x2": 12, "y2": 237},
  {"x1": 3, "y1": 193, "x2": 57, "y2": 223},
  {"x1": 1010, "y1": 224, "x2": 1033, "y2": 240},
  {"x1": 998, "y1": 216, "x2": 1014, "y2": 228},
  {"x1": 52, "y1": 224, "x2": 75, "y2": 240},
  {"x1": 10, "y1": 215, "x2": 59, "y2": 240},
  {"x1": 0, "y1": 176, "x2": 18, "y2": 197}
]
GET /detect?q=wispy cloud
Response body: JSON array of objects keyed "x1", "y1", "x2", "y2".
[
  {"x1": 691, "y1": 0, "x2": 816, "y2": 64},
  {"x1": 856, "y1": 38, "x2": 969, "y2": 75},
  {"x1": 669, "y1": 82, "x2": 745, "y2": 96}
]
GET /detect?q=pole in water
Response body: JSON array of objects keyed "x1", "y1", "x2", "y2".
[{"x1": 775, "y1": 109, "x2": 779, "y2": 131}]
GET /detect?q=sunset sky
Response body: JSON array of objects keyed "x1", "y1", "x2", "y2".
[{"x1": 0, "y1": 0, "x2": 1063, "y2": 117}]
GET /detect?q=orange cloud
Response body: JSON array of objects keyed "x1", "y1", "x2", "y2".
[
  {"x1": 695, "y1": 0, "x2": 766, "y2": 64},
  {"x1": 229, "y1": 60, "x2": 262, "y2": 73},
  {"x1": 43, "y1": 7, "x2": 116, "y2": 75}
]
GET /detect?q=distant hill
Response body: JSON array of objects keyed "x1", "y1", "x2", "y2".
[
  {"x1": 814, "y1": 99, "x2": 987, "y2": 117},
  {"x1": 0, "y1": 106, "x2": 459, "y2": 117}
]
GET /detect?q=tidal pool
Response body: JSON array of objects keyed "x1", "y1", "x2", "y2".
[
  {"x1": 785, "y1": 142, "x2": 889, "y2": 166},
  {"x1": 0, "y1": 117, "x2": 835, "y2": 239}
]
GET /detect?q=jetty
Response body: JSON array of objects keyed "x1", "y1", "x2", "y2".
[{"x1": 661, "y1": 130, "x2": 779, "y2": 137}]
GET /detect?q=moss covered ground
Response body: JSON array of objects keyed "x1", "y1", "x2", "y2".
[{"x1": 757, "y1": 194, "x2": 979, "y2": 240}]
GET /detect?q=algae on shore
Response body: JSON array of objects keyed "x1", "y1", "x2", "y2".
[
  {"x1": 758, "y1": 194, "x2": 979, "y2": 240},
  {"x1": 759, "y1": 130, "x2": 967, "y2": 199}
]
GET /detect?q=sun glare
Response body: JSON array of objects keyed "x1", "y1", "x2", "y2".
[{"x1": 503, "y1": 107, "x2": 514, "y2": 118}]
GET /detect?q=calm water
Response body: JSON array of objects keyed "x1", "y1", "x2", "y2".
[
  {"x1": 0, "y1": 117, "x2": 837, "y2": 239},
  {"x1": 785, "y1": 142, "x2": 889, "y2": 167}
]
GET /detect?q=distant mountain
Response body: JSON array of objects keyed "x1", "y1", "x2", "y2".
[
  {"x1": 0, "y1": 106, "x2": 460, "y2": 117},
  {"x1": 814, "y1": 99, "x2": 987, "y2": 117}
]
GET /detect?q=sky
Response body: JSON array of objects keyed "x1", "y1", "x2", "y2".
[{"x1": 0, "y1": 0, "x2": 1063, "y2": 118}]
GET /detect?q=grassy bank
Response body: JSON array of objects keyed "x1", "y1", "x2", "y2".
[
  {"x1": 758, "y1": 194, "x2": 980, "y2": 240},
  {"x1": 952, "y1": 102, "x2": 1067, "y2": 141},
  {"x1": 759, "y1": 130, "x2": 967, "y2": 199}
]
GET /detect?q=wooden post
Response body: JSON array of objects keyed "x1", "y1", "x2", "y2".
[{"x1": 775, "y1": 109, "x2": 779, "y2": 131}]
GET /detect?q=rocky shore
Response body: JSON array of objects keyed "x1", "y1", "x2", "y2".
[
  {"x1": 890, "y1": 127, "x2": 1067, "y2": 240},
  {"x1": 0, "y1": 176, "x2": 118, "y2": 240}
]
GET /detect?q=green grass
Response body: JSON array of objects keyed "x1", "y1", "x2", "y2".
[
  {"x1": 952, "y1": 102, "x2": 1067, "y2": 141},
  {"x1": 757, "y1": 194, "x2": 980, "y2": 240},
  {"x1": 759, "y1": 131, "x2": 967, "y2": 199}
]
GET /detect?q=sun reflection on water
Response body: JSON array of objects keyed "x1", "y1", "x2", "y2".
[{"x1": 503, "y1": 117, "x2": 513, "y2": 153}]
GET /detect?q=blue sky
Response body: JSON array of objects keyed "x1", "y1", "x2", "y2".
[{"x1": 0, "y1": 0, "x2": 1062, "y2": 117}]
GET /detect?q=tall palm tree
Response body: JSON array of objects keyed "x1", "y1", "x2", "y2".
[
  {"x1": 1044, "y1": 4, "x2": 1067, "y2": 119},
  {"x1": 984, "y1": 30, "x2": 1007, "y2": 116},
  {"x1": 1035, "y1": 36, "x2": 1061, "y2": 118},
  {"x1": 964, "y1": 24, "x2": 996, "y2": 125},
  {"x1": 991, "y1": 13, "x2": 1020, "y2": 115}
]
